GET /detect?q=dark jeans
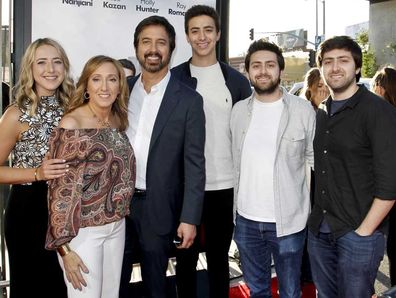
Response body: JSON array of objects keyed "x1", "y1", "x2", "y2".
[
  {"x1": 176, "y1": 188, "x2": 234, "y2": 298},
  {"x1": 234, "y1": 214, "x2": 305, "y2": 298},
  {"x1": 308, "y1": 230, "x2": 385, "y2": 298},
  {"x1": 388, "y1": 206, "x2": 396, "y2": 286}
]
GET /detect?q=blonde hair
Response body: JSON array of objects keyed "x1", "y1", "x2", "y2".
[
  {"x1": 67, "y1": 55, "x2": 129, "y2": 131},
  {"x1": 14, "y1": 38, "x2": 74, "y2": 115}
]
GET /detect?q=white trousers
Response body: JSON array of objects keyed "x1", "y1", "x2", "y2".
[{"x1": 58, "y1": 219, "x2": 125, "y2": 298}]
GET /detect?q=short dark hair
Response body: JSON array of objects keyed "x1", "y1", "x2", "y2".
[
  {"x1": 118, "y1": 59, "x2": 136, "y2": 76},
  {"x1": 134, "y1": 16, "x2": 176, "y2": 55},
  {"x1": 184, "y1": 5, "x2": 220, "y2": 33},
  {"x1": 245, "y1": 39, "x2": 285, "y2": 72},
  {"x1": 316, "y1": 35, "x2": 362, "y2": 82}
]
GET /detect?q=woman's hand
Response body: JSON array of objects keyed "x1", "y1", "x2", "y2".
[
  {"x1": 61, "y1": 251, "x2": 89, "y2": 291},
  {"x1": 36, "y1": 158, "x2": 68, "y2": 181},
  {"x1": 316, "y1": 88, "x2": 330, "y2": 102}
]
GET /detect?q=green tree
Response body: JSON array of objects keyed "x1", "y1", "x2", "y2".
[{"x1": 356, "y1": 30, "x2": 377, "y2": 78}]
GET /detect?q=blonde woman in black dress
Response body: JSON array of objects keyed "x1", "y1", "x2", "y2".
[{"x1": 0, "y1": 38, "x2": 73, "y2": 298}]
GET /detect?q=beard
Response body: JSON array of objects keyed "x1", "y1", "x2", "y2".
[
  {"x1": 138, "y1": 51, "x2": 171, "y2": 73},
  {"x1": 252, "y1": 76, "x2": 281, "y2": 95},
  {"x1": 326, "y1": 74, "x2": 356, "y2": 95}
]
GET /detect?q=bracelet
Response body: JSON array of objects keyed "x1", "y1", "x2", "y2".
[
  {"x1": 57, "y1": 243, "x2": 71, "y2": 257},
  {"x1": 34, "y1": 168, "x2": 39, "y2": 182}
]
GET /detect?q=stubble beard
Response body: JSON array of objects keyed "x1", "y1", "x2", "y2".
[{"x1": 327, "y1": 75, "x2": 356, "y2": 95}]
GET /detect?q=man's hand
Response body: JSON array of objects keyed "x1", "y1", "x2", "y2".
[{"x1": 176, "y1": 222, "x2": 196, "y2": 249}]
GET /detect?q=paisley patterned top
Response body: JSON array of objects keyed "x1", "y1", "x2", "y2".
[
  {"x1": 12, "y1": 96, "x2": 63, "y2": 168},
  {"x1": 45, "y1": 128, "x2": 135, "y2": 249}
]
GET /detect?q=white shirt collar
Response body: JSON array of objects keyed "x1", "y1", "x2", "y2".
[{"x1": 137, "y1": 70, "x2": 171, "y2": 95}]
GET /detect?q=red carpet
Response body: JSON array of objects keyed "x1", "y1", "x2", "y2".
[{"x1": 229, "y1": 278, "x2": 316, "y2": 298}]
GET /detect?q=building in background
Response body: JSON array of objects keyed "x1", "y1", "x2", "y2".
[
  {"x1": 369, "y1": 0, "x2": 396, "y2": 67},
  {"x1": 345, "y1": 21, "x2": 369, "y2": 38}
]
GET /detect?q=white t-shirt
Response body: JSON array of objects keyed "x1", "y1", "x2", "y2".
[
  {"x1": 237, "y1": 97, "x2": 284, "y2": 222},
  {"x1": 190, "y1": 63, "x2": 234, "y2": 191}
]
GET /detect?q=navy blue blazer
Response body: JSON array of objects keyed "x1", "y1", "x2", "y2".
[{"x1": 127, "y1": 74, "x2": 206, "y2": 235}]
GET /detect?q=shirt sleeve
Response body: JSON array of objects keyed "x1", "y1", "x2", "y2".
[
  {"x1": 45, "y1": 128, "x2": 88, "y2": 250},
  {"x1": 305, "y1": 105, "x2": 316, "y2": 169},
  {"x1": 369, "y1": 100, "x2": 396, "y2": 200}
]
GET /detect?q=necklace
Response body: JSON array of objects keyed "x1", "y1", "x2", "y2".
[{"x1": 87, "y1": 104, "x2": 111, "y2": 128}]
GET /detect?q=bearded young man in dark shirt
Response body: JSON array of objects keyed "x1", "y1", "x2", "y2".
[{"x1": 307, "y1": 35, "x2": 396, "y2": 298}]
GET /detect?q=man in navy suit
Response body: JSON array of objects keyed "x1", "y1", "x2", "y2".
[{"x1": 120, "y1": 16, "x2": 206, "y2": 298}]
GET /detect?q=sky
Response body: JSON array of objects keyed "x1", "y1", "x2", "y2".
[
  {"x1": 229, "y1": 0, "x2": 369, "y2": 57},
  {"x1": 1, "y1": 1, "x2": 9, "y2": 25},
  {"x1": 1, "y1": 1, "x2": 369, "y2": 55}
]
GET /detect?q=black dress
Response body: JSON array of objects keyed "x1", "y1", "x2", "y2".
[{"x1": 4, "y1": 97, "x2": 67, "y2": 298}]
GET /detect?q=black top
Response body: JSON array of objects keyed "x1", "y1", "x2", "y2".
[{"x1": 308, "y1": 85, "x2": 396, "y2": 238}]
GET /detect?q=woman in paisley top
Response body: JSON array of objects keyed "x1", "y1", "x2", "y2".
[
  {"x1": 0, "y1": 38, "x2": 74, "y2": 298},
  {"x1": 45, "y1": 55, "x2": 135, "y2": 298}
]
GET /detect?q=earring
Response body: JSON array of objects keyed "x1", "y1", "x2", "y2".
[{"x1": 83, "y1": 91, "x2": 89, "y2": 100}]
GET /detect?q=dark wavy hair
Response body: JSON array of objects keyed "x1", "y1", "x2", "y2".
[
  {"x1": 184, "y1": 5, "x2": 220, "y2": 33},
  {"x1": 245, "y1": 39, "x2": 285, "y2": 72},
  {"x1": 316, "y1": 35, "x2": 362, "y2": 82},
  {"x1": 134, "y1": 15, "x2": 176, "y2": 55}
]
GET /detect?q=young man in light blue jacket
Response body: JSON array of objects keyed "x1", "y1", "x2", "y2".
[{"x1": 230, "y1": 40, "x2": 315, "y2": 298}]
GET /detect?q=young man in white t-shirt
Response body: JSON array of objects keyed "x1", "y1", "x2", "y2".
[
  {"x1": 171, "y1": 5, "x2": 251, "y2": 298},
  {"x1": 230, "y1": 40, "x2": 315, "y2": 298}
]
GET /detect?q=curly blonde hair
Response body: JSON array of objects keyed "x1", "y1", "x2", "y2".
[
  {"x1": 67, "y1": 55, "x2": 129, "y2": 131},
  {"x1": 13, "y1": 38, "x2": 74, "y2": 115}
]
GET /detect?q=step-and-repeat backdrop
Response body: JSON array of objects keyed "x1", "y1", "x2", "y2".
[{"x1": 32, "y1": 0, "x2": 215, "y2": 78}]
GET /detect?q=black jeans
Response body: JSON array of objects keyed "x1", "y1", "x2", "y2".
[
  {"x1": 389, "y1": 206, "x2": 396, "y2": 286},
  {"x1": 176, "y1": 188, "x2": 234, "y2": 298}
]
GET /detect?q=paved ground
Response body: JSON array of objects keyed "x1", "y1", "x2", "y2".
[
  {"x1": 1, "y1": 240, "x2": 393, "y2": 297},
  {"x1": 376, "y1": 252, "x2": 392, "y2": 295}
]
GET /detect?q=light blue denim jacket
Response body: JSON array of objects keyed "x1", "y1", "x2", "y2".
[{"x1": 230, "y1": 87, "x2": 315, "y2": 237}]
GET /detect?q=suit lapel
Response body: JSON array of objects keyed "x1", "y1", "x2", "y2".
[{"x1": 149, "y1": 77, "x2": 181, "y2": 153}]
